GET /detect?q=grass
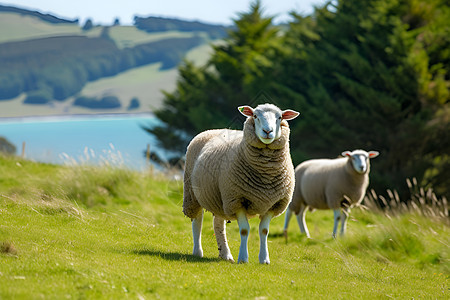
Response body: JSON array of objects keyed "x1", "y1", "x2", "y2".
[
  {"x1": 74, "y1": 62, "x2": 178, "y2": 113},
  {"x1": 73, "y1": 42, "x2": 213, "y2": 114},
  {"x1": 0, "y1": 155, "x2": 448, "y2": 299},
  {"x1": 108, "y1": 26, "x2": 198, "y2": 49},
  {"x1": 0, "y1": 12, "x2": 101, "y2": 43}
]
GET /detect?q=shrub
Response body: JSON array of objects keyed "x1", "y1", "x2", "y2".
[
  {"x1": 73, "y1": 95, "x2": 121, "y2": 109},
  {"x1": 127, "y1": 97, "x2": 140, "y2": 110},
  {"x1": 0, "y1": 137, "x2": 16, "y2": 155},
  {"x1": 23, "y1": 87, "x2": 53, "y2": 104}
]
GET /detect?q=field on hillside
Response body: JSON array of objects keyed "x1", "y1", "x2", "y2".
[
  {"x1": 0, "y1": 13, "x2": 91, "y2": 43},
  {"x1": 0, "y1": 42, "x2": 213, "y2": 118},
  {"x1": 108, "y1": 26, "x2": 198, "y2": 49},
  {"x1": 0, "y1": 155, "x2": 448, "y2": 299},
  {"x1": 0, "y1": 12, "x2": 216, "y2": 118},
  {"x1": 74, "y1": 42, "x2": 214, "y2": 114}
]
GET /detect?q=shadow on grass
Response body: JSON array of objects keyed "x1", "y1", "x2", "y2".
[
  {"x1": 269, "y1": 231, "x2": 285, "y2": 238},
  {"x1": 131, "y1": 248, "x2": 222, "y2": 263}
]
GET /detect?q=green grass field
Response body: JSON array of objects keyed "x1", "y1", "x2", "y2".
[{"x1": 0, "y1": 155, "x2": 448, "y2": 299}]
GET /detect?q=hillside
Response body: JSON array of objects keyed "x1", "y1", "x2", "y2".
[
  {"x1": 0, "y1": 155, "x2": 448, "y2": 298},
  {"x1": 0, "y1": 4, "x2": 78, "y2": 24},
  {"x1": 0, "y1": 5, "x2": 226, "y2": 117}
]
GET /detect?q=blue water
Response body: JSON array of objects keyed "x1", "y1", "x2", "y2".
[{"x1": 0, "y1": 114, "x2": 165, "y2": 170}]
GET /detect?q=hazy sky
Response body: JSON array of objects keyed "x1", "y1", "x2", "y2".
[{"x1": 1, "y1": 0, "x2": 325, "y2": 25}]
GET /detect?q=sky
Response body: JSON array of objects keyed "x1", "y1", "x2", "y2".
[{"x1": 1, "y1": 0, "x2": 326, "y2": 26}]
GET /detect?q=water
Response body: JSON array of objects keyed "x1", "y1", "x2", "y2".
[{"x1": 0, "y1": 114, "x2": 165, "y2": 170}]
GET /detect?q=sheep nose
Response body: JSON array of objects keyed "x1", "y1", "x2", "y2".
[{"x1": 263, "y1": 129, "x2": 272, "y2": 134}]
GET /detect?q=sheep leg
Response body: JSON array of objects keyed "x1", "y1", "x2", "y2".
[
  {"x1": 295, "y1": 205, "x2": 310, "y2": 238},
  {"x1": 340, "y1": 208, "x2": 350, "y2": 236},
  {"x1": 213, "y1": 215, "x2": 234, "y2": 262},
  {"x1": 259, "y1": 212, "x2": 274, "y2": 264},
  {"x1": 332, "y1": 209, "x2": 341, "y2": 238},
  {"x1": 236, "y1": 209, "x2": 250, "y2": 264},
  {"x1": 283, "y1": 207, "x2": 293, "y2": 242},
  {"x1": 192, "y1": 209, "x2": 204, "y2": 257}
]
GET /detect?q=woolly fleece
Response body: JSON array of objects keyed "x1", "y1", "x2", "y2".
[
  {"x1": 288, "y1": 154, "x2": 371, "y2": 213},
  {"x1": 183, "y1": 117, "x2": 295, "y2": 220}
]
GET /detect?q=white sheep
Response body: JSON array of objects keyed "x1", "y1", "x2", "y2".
[
  {"x1": 283, "y1": 149, "x2": 379, "y2": 239},
  {"x1": 183, "y1": 103, "x2": 299, "y2": 264}
]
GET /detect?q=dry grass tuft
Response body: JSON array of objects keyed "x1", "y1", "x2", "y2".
[
  {"x1": 363, "y1": 177, "x2": 449, "y2": 223},
  {"x1": 1, "y1": 241, "x2": 17, "y2": 256}
]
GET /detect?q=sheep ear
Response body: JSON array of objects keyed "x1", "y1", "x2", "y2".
[
  {"x1": 238, "y1": 106, "x2": 254, "y2": 117},
  {"x1": 368, "y1": 151, "x2": 379, "y2": 158},
  {"x1": 282, "y1": 109, "x2": 300, "y2": 120},
  {"x1": 342, "y1": 151, "x2": 352, "y2": 157}
]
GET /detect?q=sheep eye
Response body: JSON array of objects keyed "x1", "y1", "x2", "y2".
[
  {"x1": 254, "y1": 115, "x2": 258, "y2": 119},
  {"x1": 278, "y1": 116, "x2": 282, "y2": 120}
]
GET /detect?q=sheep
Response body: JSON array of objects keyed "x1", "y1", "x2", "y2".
[
  {"x1": 283, "y1": 149, "x2": 379, "y2": 239},
  {"x1": 183, "y1": 103, "x2": 299, "y2": 264}
]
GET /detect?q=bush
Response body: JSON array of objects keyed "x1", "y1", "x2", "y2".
[
  {"x1": 127, "y1": 97, "x2": 140, "y2": 110},
  {"x1": 73, "y1": 95, "x2": 121, "y2": 109},
  {"x1": 0, "y1": 137, "x2": 16, "y2": 155},
  {"x1": 23, "y1": 88, "x2": 53, "y2": 104},
  {"x1": 0, "y1": 73, "x2": 23, "y2": 100}
]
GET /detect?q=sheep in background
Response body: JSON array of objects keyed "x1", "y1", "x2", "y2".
[
  {"x1": 183, "y1": 103, "x2": 299, "y2": 264},
  {"x1": 283, "y1": 150, "x2": 379, "y2": 239}
]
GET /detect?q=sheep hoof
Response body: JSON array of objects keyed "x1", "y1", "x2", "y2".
[
  {"x1": 237, "y1": 258, "x2": 249, "y2": 264},
  {"x1": 283, "y1": 230, "x2": 288, "y2": 244},
  {"x1": 259, "y1": 259, "x2": 270, "y2": 265},
  {"x1": 219, "y1": 253, "x2": 235, "y2": 263},
  {"x1": 193, "y1": 247, "x2": 203, "y2": 257}
]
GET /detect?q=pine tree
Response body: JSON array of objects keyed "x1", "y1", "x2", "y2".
[
  {"x1": 145, "y1": 0, "x2": 283, "y2": 154},
  {"x1": 275, "y1": 0, "x2": 449, "y2": 196},
  {"x1": 146, "y1": 0, "x2": 449, "y2": 197}
]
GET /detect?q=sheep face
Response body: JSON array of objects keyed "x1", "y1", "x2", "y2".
[
  {"x1": 239, "y1": 104, "x2": 299, "y2": 145},
  {"x1": 342, "y1": 150, "x2": 379, "y2": 174}
]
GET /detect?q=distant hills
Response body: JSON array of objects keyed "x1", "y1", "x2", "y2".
[
  {"x1": 134, "y1": 16, "x2": 227, "y2": 39},
  {"x1": 0, "y1": 4, "x2": 228, "y2": 117},
  {"x1": 0, "y1": 4, "x2": 78, "y2": 24}
]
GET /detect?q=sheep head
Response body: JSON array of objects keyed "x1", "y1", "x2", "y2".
[
  {"x1": 238, "y1": 104, "x2": 299, "y2": 145},
  {"x1": 342, "y1": 150, "x2": 379, "y2": 174}
]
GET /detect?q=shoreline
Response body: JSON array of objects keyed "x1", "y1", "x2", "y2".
[{"x1": 0, "y1": 112, "x2": 156, "y2": 123}]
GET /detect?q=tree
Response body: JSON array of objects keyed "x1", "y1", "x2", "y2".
[
  {"x1": 82, "y1": 19, "x2": 93, "y2": 31},
  {"x1": 145, "y1": 0, "x2": 283, "y2": 154},
  {"x1": 147, "y1": 0, "x2": 449, "y2": 198},
  {"x1": 273, "y1": 0, "x2": 449, "y2": 196}
]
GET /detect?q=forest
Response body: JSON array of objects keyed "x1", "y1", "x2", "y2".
[{"x1": 148, "y1": 0, "x2": 449, "y2": 200}]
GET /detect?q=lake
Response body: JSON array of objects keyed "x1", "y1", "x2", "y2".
[{"x1": 0, "y1": 114, "x2": 165, "y2": 170}]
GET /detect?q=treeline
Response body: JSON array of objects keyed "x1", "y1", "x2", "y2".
[
  {"x1": 134, "y1": 16, "x2": 229, "y2": 39},
  {"x1": 0, "y1": 35, "x2": 205, "y2": 102},
  {"x1": 0, "y1": 4, "x2": 78, "y2": 24},
  {"x1": 147, "y1": 0, "x2": 449, "y2": 199}
]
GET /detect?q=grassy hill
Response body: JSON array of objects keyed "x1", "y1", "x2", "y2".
[
  {"x1": 0, "y1": 6, "x2": 224, "y2": 118},
  {"x1": 0, "y1": 155, "x2": 448, "y2": 298},
  {"x1": 0, "y1": 13, "x2": 88, "y2": 43}
]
